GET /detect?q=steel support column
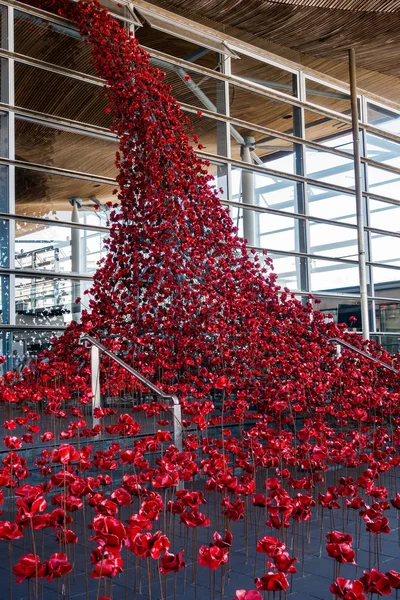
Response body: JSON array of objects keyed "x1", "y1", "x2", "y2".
[
  {"x1": 70, "y1": 197, "x2": 82, "y2": 321},
  {"x1": 241, "y1": 136, "x2": 257, "y2": 247},
  {"x1": 349, "y1": 48, "x2": 369, "y2": 340}
]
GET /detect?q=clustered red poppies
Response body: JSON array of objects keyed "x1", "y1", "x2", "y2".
[{"x1": 1, "y1": 0, "x2": 400, "y2": 598}]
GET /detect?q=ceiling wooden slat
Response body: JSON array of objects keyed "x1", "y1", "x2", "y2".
[
  {"x1": 148, "y1": 0, "x2": 400, "y2": 83},
  {"x1": 265, "y1": 0, "x2": 400, "y2": 13}
]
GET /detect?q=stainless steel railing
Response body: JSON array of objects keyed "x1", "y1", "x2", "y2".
[
  {"x1": 80, "y1": 335, "x2": 183, "y2": 451},
  {"x1": 327, "y1": 336, "x2": 399, "y2": 375}
]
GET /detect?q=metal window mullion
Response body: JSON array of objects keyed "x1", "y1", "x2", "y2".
[
  {"x1": 0, "y1": 266, "x2": 93, "y2": 280},
  {"x1": 362, "y1": 124, "x2": 375, "y2": 332},
  {"x1": 222, "y1": 55, "x2": 232, "y2": 208},
  {"x1": 0, "y1": 212, "x2": 109, "y2": 233},
  {"x1": 6, "y1": 4, "x2": 14, "y2": 325}
]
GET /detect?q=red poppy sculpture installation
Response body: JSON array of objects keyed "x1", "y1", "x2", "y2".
[{"x1": 1, "y1": 1, "x2": 400, "y2": 599}]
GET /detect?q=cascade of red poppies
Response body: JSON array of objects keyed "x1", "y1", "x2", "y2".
[
  {"x1": 2, "y1": 0, "x2": 398, "y2": 417},
  {"x1": 1, "y1": 1, "x2": 400, "y2": 599}
]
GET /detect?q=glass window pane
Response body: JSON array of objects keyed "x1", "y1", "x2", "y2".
[
  {"x1": 307, "y1": 185, "x2": 356, "y2": 224},
  {"x1": 0, "y1": 164, "x2": 8, "y2": 212},
  {"x1": 151, "y1": 57, "x2": 226, "y2": 114},
  {"x1": 304, "y1": 110, "x2": 352, "y2": 149},
  {"x1": 305, "y1": 79, "x2": 351, "y2": 116},
  {"x1": 309, "y1": 221, "x2": 358, "y2": 259},
  {"x1": 231, "y1": 52, "x2": 297, "y2": 97},
  {"x1": 310, "y1": 258, "x2": 360, "y2": 292},
  {"x1": 366, "y1": 133, "x2": 400, "y2": 168},
  {"x1": 14, "y1": 220, "x2": 107, "y2": 274},
  {"x1": 1, "y1": 328, "x2": 63, "y2": 372},
  {"x1": 231, "y1": 166, "x2": 299, "y2": 213},
  {"x1": 15, "y1": 167, "x2": 116, "y2": 223},
  {"x1": 0, "y1": 109, "x2": 8, "y2": 158},
  {"x1": 15, "y1": 62, "x2": 110, "y2": 128},
  {"x1": 14, "y1": 10, "x2": 95, "y2": 75},
  {"x1": 0, "y1": 275, "x2": 9, "y2": 324},
  {"x1": 375, "y1": 301, "x2": 400, "y2": 334},
  {"x1": 367, "y1": 165, "x2": 400, "y2": 200},
  {"x1": 0, "y1": 5, "x2": 7, "y2": 49},
  {"x1": 228, "y1": 204, "x2": 300, "y2": 251},
  {"x1": 306, "y1": 147, "x2": 355, "y2": 188},
  {"x1": 368, "y1": 199, "x2": 400, "y2": 234},
  {"x1": 258, "y1": 212, "x2": 299, "y2": 252},
  {"x1": 15, "y1": 118, "x2": 118, "y2": 178},
  {"x1": 370, "y1": 332, "x2": 400, "y2": 355},
  {"x1": 367, "y1": 103, "x2": 400, "y2": 136},
  {"x1": 230, "y1": 127, "x2": 298, "y2": 175},
  {"x1": 370, "y1": 232, "x2": 400, "y2": 266},
  {"x1": 229, "y1": 86, "x2": 295, "y2": 134},
  {"x1": 15, "y1": 276, "x2": 92, "y2": 326},
  {"x1": 0, "y1": 218, "x2": 8, "y2": 266},
  {"x1": 372, "y1": 264, "x2": 400, "y2": 285},
  {"x1": 208, "y1": 161, "x2": 228, "y2": 199},
  {"x1": 184, "y1": 113, "x2": 227, "y2": 157},
  {"x1": 136, "y1": 21, "x2": 223, "y2": 69},
  {"x1": 0, "y1": 57, "x2": 8, "y2": 103},
  {"x1": 266, "y1": 252, "x2": 302, "y2": 289},
  {"x1": 312, "y1": 296, "x2": 363, "y2": 331}
]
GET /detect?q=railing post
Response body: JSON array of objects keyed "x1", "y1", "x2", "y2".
[
  {"x1": 171, "y1": 394, "x2": 183, "y2": 452},
  {"x1": 91, "y1": 344, "x2": 101, "y2": 426},
  {"x1": 171, "y1": 394, "x2": 183, "y2": 490}
]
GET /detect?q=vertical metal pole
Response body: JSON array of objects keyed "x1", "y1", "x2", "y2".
[
  {"x1": 349, "y1": 48, "x2": 369, "y2": 340},
  {"x1": 70, "y1": 197, "x2": 82, "y2": 322},
  {"x1": 171, "y1": 395, "x2": 183, "y2": 452},
  {"x1": 171, "y1": 394, "x2": 183, "y2": 489},
  {"x1": 241, "y1": 137, "x2": 257, "y2": 247},
  {"x1": 91, "y1": 344, "x2": 101, "y2": 426}
]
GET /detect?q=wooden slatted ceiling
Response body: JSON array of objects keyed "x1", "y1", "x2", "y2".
[
  {"x1": 149, "y1": 0, "x2": 400, "y2": 81},
  {"x1": 265, "y1": 0, "x2": 400, "y2": 12}
]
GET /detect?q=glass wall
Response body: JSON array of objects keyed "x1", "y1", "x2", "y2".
[{"x1": 0, "y1": 0, "x2": 399, "y2": 359}]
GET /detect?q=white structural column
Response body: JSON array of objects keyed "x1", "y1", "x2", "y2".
[
  {"x1": 348, "y1": 49, "x2": 370, "y2": 340},
  {"x1": 91, "y1": 344, "x2": 101, "y2": 426},
  {"x1": 241, "y1": 136, "x2": 257, "y2": 248},
  {"x1": 70, "y1": 197, "x2": 82, "y2": 322}
]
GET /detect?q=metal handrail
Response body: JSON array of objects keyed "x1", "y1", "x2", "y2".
[
  {"x1": 327, "y1": 337, "x2": 399, "y2": 375},
  {"x1": 80, "y1": 334, "x2": 183, "y2": 450}
]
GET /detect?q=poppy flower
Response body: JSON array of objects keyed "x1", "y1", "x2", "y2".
[
  {"x1": 198, "y1": 545, "x2": 228, "y2": 570},
  {"x1": 326, "y1": 536, "x2": 356, "y2": 565},
  {"x1": 386, "y1": 571, "x2": 400, "y2": 589},
  {"x1": 43, "y1": 553, "x2": 73, "y2": 581},
  {"x1": 254, "y1": 572, "x2": 289, "y2": 591},
  {"x1": 365, "y1": 517, "x2": 390, "y2": 535},
  {"x1": 159, "y1": 550, "x2": 186, "y2": 574},
  {"x1": 330, "y1": 578, "x2": 366, "y2": 599},
  {"x1": 359, "y1": 569, "x2": 392, "y2": 596},
  {"x1": 272, "y1": 549, "x2": 298, "y2": 573},
  {"x1": 180, "y1": 508, "x2": 210, "y2": 527},
  {"x1": 91, "y1": 550, "x2": 123, "y2": 579},
  {"x1": 91, "y1": 515, "x2": 126, "y2": 553},
  {"x1": 13, "y1": 554, "x2": 45, "y2": 583},
  {"x1": 213, "y1": 529, "x2": 233, "y2": 548},
  {"x1": 235, "y1": 592, "x2": 263, "y2": 600},
  {"x1": 256, "y1": 536, "x2": 285, "y2": 556},
  {"x1": 0, "y1": 521, "x2": 23, "y2": 540}
]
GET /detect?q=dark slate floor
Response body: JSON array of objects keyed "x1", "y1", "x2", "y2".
[
  {"x1": 0, "y1": 399, "x2": 399, "y2": 599},
  {"x1": 1, "y1": 467, "x2": 400, "y2": 600}
]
